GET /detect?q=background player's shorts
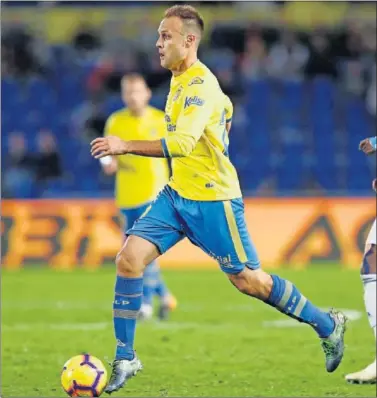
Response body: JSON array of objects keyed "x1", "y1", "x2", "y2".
[
  {"x1": 366, "y1": 219, "x2": 376, "y2": 245},
  {"x1": 127, "y1": 186, "x2": 260, "y2": 274},
  {"x1": 120, "y1": 203, "x2": 151, "y2": 233}
]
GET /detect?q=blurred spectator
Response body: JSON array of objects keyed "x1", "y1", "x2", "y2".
[
  {"x1": 141, "y1": 51, "x2": 171, "y2": 90},
  {"x1": 361, "y1": 24, "x2": 377, "y2": 56},
  {"x1": 304, "y1": 32, "x2": 337, "y2": 79},
  {"x1": 72, "y1": 23, "x2": 102, "y2": 54},
  {"x1": 71, "y1": 97, "x2": 108, "y2": 142},
  {"x1": 85, "y1": 112, "x2": 108, "y2": 141},
  {"x1": 360, "y1": 25, "x2": 376, "y2": 114},
  {"x1": 340, "y1": 28, "x2": 366, "y2": 95},
  {"x1": 240, "y1": 30, "x2": 267, "y2": 81},
  {"x1": 266, "y1": 30, "x2": 309, "y2": 81},
  {"x1": 5, "y1": 131, "x2": 35, "y2": 170},
  {"x1": 1, "y1": 53, "x2": 12, "y2": 78},
  {"x1": 1, "y1": 20, "x2": 45, "y2": 77},
  {"x1": 3, "y1": 132, "x2": 36, "y2": 198},
  {"x1": 87, "y1": 54, "x2": 115, "y2": 94},
  {"x1": 137, "y1": 15, "x2": 159, "y2": 54},
  {"x1": 203, "y1": 48, "x2": 239, "y2": 94},
  {"x1": 35, "y1": 130, "x2": 62, "y2": 182},
  {"x1": 87, "y1": 50, "x2": 138, "y2": 95}
]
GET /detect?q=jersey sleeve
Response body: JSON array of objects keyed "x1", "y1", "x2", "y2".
[
  {"x1": 161, "y1": 82, "x2": 214, "y2": 158},
  {"x1": 370, "y1": 136, "x2": 377, "y2": 149},
  {"x1": 224, "y1": 94, "x2": 233, "y2": 123}
]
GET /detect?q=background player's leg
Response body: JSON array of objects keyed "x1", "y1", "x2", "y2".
[
  {"x1": 136, "y1": 205, "x2": 157, "y2": 317},
  {"x1": 361, "y1": 244, "x2": 377, "y2": 341},
  {"x1": 121, "y1": 206, "x2": 160, "y2": 320},
  {"x1": 140, "y1": 260, "x2": 157, "y2": 319},
  {"x1": 142, "y1": 259, "x2": 175, "y2": 321},
  {"x1": 152, "y1": 261, "x2": 169, "y2": 299},
  {"x1": 360, "y1": 219, "x2": 377, "y2": 344},
  {"x1": 345, "y1": 239, "x2": 376, "y2": 384},
  {"x1": 143, "y1": 259, "x2": 177, "y2": 320},
  {"x1": 120, "y1": 207, "x2": 154, "y2": 320},
  {"x1": 133, "y1": 203, "x2": 177, "y2": 320}
]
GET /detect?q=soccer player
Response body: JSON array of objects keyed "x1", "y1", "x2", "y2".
[
  {"x1": 100, "y1": 73, "x2": 177, "y2": 321},
  {"x1": 91, "y1": 5, "x2": 347, "y2": 393},
  {"x1": 345, "y1": 136, "x2": 376, "y2": 384}
]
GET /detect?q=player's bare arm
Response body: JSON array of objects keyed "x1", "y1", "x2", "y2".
[
  {"x1": 91, "y1": 136, "x2": 165, "y2": 158},
  {"x1": 359, "y1": 137, "x2": 377, "y2": 155}
]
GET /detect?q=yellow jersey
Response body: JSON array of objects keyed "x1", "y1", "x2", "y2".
[
  {"x1": 105, "y1": 106, "x2": 170, "y2": 208},
  {"x1": 161, "y1": 60, "x2": 242, "y2": 201}
]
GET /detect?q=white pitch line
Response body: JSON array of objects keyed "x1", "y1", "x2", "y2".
[
  {"x1": 2, "y1": 322, "x2": 110, "y2": 331},
  {"x1": 1, "y1": 321, "x2": 241, "y2": 332},
  {"x1": 1, "y1": 302, "x2": 255, "y2": 312},
  {"x1": 1, "y1": 301, "x2": 110, "y2": 310},
  {"x1": 2, "y1": 308, "x2": 362, "y2": 332},
  {"x1": 144, "y1": 321, "x2": 238, "y2": 331},
  {"x1": 263, "y1": 308, "x2": 362, "y2": 328}
]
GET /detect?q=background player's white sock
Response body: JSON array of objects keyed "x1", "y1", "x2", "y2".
[
  {"x1": 140, "y1": 303, "x2": 153, "y2": 319},
  {"x1": 362, "y1": 274, "x2": 376, "y2": 343}
]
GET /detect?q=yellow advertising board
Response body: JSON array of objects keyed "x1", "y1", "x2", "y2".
[{"x1": 1, "y1": 198, "x2": 375, "y2": 270}]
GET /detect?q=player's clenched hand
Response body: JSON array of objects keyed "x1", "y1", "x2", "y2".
[
  {"x1": 359, "y1": 138, "x2": 376, "y2": 155},
  {"x1": 373, "y1": 179, "x2": 377, "y2": 193},
  {"x1": 91, "y1": 136, "x2": 128, "y2": 159}
]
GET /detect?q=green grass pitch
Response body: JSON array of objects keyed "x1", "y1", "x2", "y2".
[{"x1": 2, "y1": 266, "x2": 376, "y2": 397}]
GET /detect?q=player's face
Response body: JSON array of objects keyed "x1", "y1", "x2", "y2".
[
  {"x1": 156, "y1": 17, "x2": 188, "y2": 70},
  {"x1": 121, "y1": 79, "x2": 151, "y2": 113}
]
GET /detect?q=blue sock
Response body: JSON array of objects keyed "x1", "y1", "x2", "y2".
[
  {"x1": 143, "y1": 261, "x2": 170, "y2": 302},
  {"x1": 155, "y1": 277, "x2": 169, "y2": 299},
  {"x1": 266, "y1": 275, "x2": 335, "y2": 338},
  {"x1": 153, "y1": 264, "x2": 169, "y2": 299},
  {"x1": 143, "y1": 261, "x2": 158, "y2": 306},
  {"x1": 113, "y1": 276, "x2": 143, "y2": 360}
]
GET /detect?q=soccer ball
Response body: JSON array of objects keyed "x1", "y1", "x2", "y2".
[{"x1": 61, "y1": 354, "x2": 107, "y2": 397}]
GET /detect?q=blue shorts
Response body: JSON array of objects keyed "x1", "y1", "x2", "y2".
[
  {"x1": 120, "y1": 203, "x2": 151, "y2": 233},
  {"x1": 127, "y1": 186, "x2": 260, "y2": 274}
]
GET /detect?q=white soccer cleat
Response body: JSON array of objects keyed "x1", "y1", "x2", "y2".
[{"x1": 345, "y1": 360, "x2": 376, "y2": 384}]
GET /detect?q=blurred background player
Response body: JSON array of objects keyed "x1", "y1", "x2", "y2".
[
  {"x1": 346, "y1": 136, "x2": 377, "y2": 384},
  {"x1": 100, "y1": 73, "x2": 177, "y2": 321}
]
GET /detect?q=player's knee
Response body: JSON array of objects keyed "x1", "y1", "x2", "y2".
[
  {"x1": 115, "y1": 238, "x2": 146, "y2": 276},
  {"x1": 228, "y1": 269, "x2": 272, "y2": 300},
  {"x1": 116, "y1": 235, "x2": 159, "y2": 277},
  {"x1": 115, "y1": 248, "x2": 140, "y2": 276},
  {"x1": 361, "y1": 244, "x2": 377, "y2": 275}
]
